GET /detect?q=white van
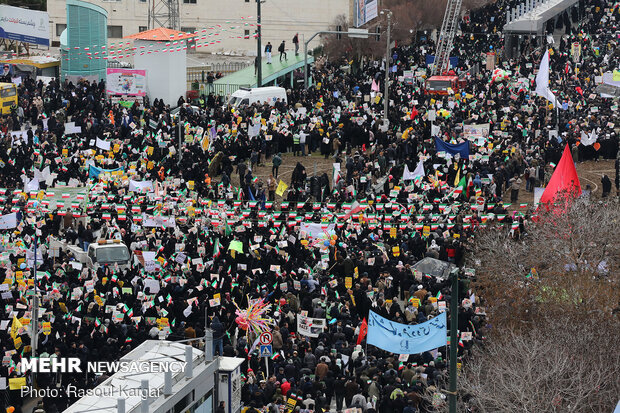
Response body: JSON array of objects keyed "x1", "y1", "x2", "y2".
[{"x1": 228, "y1": 87, "x2": 287, "y2": 108}]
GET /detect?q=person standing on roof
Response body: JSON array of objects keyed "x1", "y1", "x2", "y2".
[
  {"x1": 278, "y1": 40, "x2": 287, "y2": 62},
  {"x1": 265, "y1": 42, "x2": 273, "y2": 64},
  {"x1": 293, "y1": 33, "x2": 300, "y2": 56}
]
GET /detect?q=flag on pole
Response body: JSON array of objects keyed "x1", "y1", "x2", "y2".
[
  {"x1": 539, "y1": 144, "x2": 581, "y2": 206},
  {"x1": 10, "y1": 316, "x2": 23, "y2": 339},
  {"x1": 275, "y1": 180, "x2": 288, "y2": 197},
  {"x1": 535, "y1": 50, "x2": 560, "y2": 108},
  {"x1": 357, "y1": 318, "x2": 368, "y2": 345}
]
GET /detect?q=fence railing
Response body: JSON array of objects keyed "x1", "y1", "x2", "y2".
[
  {"x1": 187, "y1": 62, "x2": 251, "y2": 82},
  {"x1": 107, "y1": 60, "x2": 133, "y2": 69},
  {"x1": 186, "y1": 82, "x2": 250, "y2": 99}
]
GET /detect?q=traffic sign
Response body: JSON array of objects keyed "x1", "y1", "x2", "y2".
[
  {"x1": 259, "y1": 331, "x2": 273, "y2": 345},
  {"x1": 260, "y1": 344, "x2": 272, "y2": 357}
]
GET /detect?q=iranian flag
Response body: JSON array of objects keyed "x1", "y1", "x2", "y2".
[{"x1": 213, "y1": 238, "x2": 221, "y2": 258}]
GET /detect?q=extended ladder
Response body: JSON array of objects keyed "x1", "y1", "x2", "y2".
[{"x1": 432, "y1": 0, "x2": 463, "y2": 75}]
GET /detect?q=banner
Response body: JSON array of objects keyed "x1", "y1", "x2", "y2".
[
  {"x1": 128, "y1": 180, "x2": 154, "y2": 193},
  {"x1": 435, "y1": 138, "x2": 470, "y2": 158},
  {"x1": 0, "y1": 213, "x2": 18, "y2": 230},
  {"x1": 106, "y1": 68, "x2": 147, "y2": 97},
  {"x1": 143, "y1": 215, "x2": 176, "y2": 228},
  {"x1": 354, "y1": 0, "x2": 378, "y2": 27},
  {"x1": 297, "y1": 314, "x2": 326, "y2": 338},
  {"x1": 463, "y1": 123, "x2": 490, "y2": 145},
  {"x1": 426, "y1": 55, "x2": 459, "y2": 69},
  {"x1": 367, "y1": 310, "x2": 447, "y2": 354},
  {"x1": 88, "y1": 165, "x2": 123, "y2": 180},
  {"x1": 299, "y1": 223, "x2": 334, "y2": 239},
  {"x1": 96, "y1": 137, "x2": 111, "y2": 151},
  {"x1": 403, "y1": 70, "x2": 414, "y2": 85},
  {"x1": 0, "y1": 5, "x2": 49, "y2": 46}
]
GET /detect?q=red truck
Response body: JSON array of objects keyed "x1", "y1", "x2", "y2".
[{"x1": 424, "y1": 75, "x2": 467, "y2": 95}]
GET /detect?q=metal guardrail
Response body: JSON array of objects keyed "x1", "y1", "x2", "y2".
[
  {"x1": 187, "y1": 62, "x2": 251, "y2": 82},
  {"x1": 107, "y1": 60, "x2": 133, "y2": 69}
]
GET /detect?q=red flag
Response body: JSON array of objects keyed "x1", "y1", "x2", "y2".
[
  {"x1": 410, "y1": 107, "x2": 419, "y2": 119},
  {"x1": 357, "y1": 318, "x2": 368, "y2": 345},
  {"x1": 576, "y1": 86, "x2": 583, "y2": 96},
  {"x1": 539, "y1": 144, "x2": 581, "y2": 206}
]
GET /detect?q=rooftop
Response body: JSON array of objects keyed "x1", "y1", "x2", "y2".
[
  {"x1": 63, "y1": 340, "x2": 209, "y2": 413},
  {"x1": 214, "y1": 53, "x2": 314, "y2": 88},
  {"x1": 125, "y1": 27, "x2": 197, "y2": 42},
  {"x1": 503, "y1": 0, "x2": 579, "y2": 33}
]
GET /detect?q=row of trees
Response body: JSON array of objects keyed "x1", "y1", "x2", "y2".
[
  {"x1": 456, "y1": 195, "x2": 620, "y2": 411},
  {"x1": 322, "y1": 0, "x2": 490, "y2": 60}
]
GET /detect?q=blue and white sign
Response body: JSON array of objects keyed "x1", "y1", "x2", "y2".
[
  {"x1": 0, "y1": 5, "x2": 50, "y2": 47},
  {"x1": 259, "y1": 345, "x2": 272, "y2": 358},
  {"x1": 367, "y1": 310, "x2": 447, "y2": 354}
]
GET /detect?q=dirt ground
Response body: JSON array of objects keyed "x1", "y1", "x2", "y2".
[{"x1": 230, "y1": 152, "x2": 617, "y2": 205}]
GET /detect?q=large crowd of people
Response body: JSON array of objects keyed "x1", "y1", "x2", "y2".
[{"x1": 1, "y1": 0, "x2": 619, "y2": 412}]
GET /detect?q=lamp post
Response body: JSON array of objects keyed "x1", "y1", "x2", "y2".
[
  {"x1": 449, "y1": 266, "x2": 459, "y2": 413},
  {"x1": 380, "y1": 9, "x2": 393, "y2": 126},
  {"x1": 256, "y1": 0, "x2": 263, "y2": 87}
]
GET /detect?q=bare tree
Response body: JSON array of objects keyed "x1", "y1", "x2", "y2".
[
  {"x1": 321, "y1": 0, "x2": 493, "y2": 59},
  {"x1": 459, "y1": 317, "x2": 620, "y2": 412},
  {"x1": 451, "y1": 194, "x2": 620, "y2": 412},
  {"x1": 468, "y1": 194, "x2": 620, "y2": 329}
]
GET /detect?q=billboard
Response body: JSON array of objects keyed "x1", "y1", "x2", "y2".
[
  {"x1": 0, "y1": 5, "x2": 49, "y2": 47},
  {"x1": 355, "y1": 0, "x2": 378, "y2": 27},
  {"x1": 106, "y1": 68, "x2": 147, "y2": 97}
]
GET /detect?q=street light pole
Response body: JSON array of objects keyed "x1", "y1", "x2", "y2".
[
  {"x1": 380, "y1": 9, "x2": 393, "y2": 126},
  {"x1": 256, "y1": 0, "x2": 262, "y2": 87},
  {"x1": 31, "y1": 226, "x2": 39, "y2": 387},
  {"x1": 449, "y1": 267, "x2": 459, "y2": 413},
  {"x1": 177, "y1": 117, "x2": 182, "y2": 166}
]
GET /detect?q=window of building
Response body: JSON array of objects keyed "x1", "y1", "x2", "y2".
[
  {"x1": 56, "y1": 24, "x2": 67, "y2": 37},
  {"x1": 244, "y1": 29, "x2": 250, "y2": 37},
  {"x1": 139, "y1": 26, "x2": 147, "y2": 32},
  {"x1": 107, "y1": 25, "x2": 123, "y2": 38},
  {"x1": 245, "y1": 0, "x2": 250, "y2": 2},
  {"x1": 180, "y1": 27, "x2": 196, "y2": 34},
  {"x1": 183, "y1": 0, "x2": 197, "y2": 3}
]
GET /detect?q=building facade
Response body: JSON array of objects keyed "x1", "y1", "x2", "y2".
[
  {"x1": 60, "y1": 0, "x2": 108, "y2": 82},
  {"x1": 48, "y1": 0, "x2": 351, "y2": 56}
]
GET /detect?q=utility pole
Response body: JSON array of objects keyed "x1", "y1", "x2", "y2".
[
  {"x1": 177, "y1": 116, "x2": 183, "y2": 166},
  {"x1": 256, "y1": 0, "x2": 262, "y2": 87},
  {"x1": 449, "y1": 267, "x2": 459, "y2": 413},
  {"x1": 30, "y1": 220, "x2": 39, "y2": 387},
  {"x1": 380, "y1": 9, "x2": 392, "y2": 126}
]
